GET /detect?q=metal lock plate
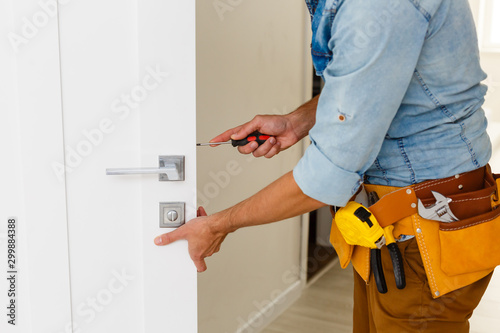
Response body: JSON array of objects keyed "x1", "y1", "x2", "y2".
[{"x1": 159, "y1": 202, "x2": 185, "y2": 228}]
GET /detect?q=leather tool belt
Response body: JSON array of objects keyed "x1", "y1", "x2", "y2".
[{"x1": 330, "y1": 164, "x2": 500, "y2": 298}]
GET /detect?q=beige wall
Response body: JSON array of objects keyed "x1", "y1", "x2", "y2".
[
  {"x1": 196, "y1": 1, "x2": 500, "y2": 331},
  {"x1": 196, "y1": 1, "x2": 312, "y2": 332}
]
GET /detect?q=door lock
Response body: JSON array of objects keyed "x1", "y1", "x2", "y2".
[
  {"x1": 160, "y1": 202, "x2": 185, "y2": 228},
  {"x1": 166, "y1": 210, "x2": 178, "y2": 222}
]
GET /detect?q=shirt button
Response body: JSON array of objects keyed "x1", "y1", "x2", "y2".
[{"x1": 338, "y1": 115, "x2": 346, "y2": 122}]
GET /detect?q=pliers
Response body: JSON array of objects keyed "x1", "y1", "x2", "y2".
[
  {"x1": 367, "y1": 192, "x2": 406, "y2": 294},
  {"x1": 369, "y1": 225, "x2": 406, "y2": 293}
]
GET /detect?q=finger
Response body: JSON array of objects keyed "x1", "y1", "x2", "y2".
[
  {"x1": 154, "y1": 228, "x2": 185, "y2": 246},
  {"x1": 193, "y1": 258, "x2": 207, "y2": 272},
  {"x1": 264, "y1": 141, "x2": 281, "y2": 159},
  {"x1": 210, "y1": 125, "x2": 243, "y2": 146},
  {"x1": 197, "y1": 206, "x2": 208, "y2": 217},
  {"x1": 237, "y1": 141, "x2": 259, "y2": 155},
  {"x1": 252, "y1": 137, "x2": 277, "y2": 158},
  {"x1": 230, "y1": 116, "x2": 264, "y2": 140}
]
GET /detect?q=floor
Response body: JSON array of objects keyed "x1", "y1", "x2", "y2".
[
  {"x1": 262, "y1": 263, "x2": 353, "y2": 333},
  {"x1": 307, "y1": 244, "x2": 337, "y2": 280},
  {"x1": 263, "y1": 264, "x2": 500, "y2": 333}
]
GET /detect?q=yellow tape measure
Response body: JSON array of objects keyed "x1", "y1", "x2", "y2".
[{"x1": 335, "y1": 201, "x2": 386, "y2": 249}]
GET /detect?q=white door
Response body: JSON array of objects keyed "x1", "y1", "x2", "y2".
[{"x1": 1, "y1": 1, "x2": 197, "y2": 332}]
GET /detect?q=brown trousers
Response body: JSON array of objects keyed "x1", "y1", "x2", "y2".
[{"x1": 353, "y1": 238, "x2": 493, "y2": 333}]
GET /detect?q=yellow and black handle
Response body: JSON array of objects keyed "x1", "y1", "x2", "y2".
[
  {"x1": 370, "y1": 225, "x2": 406, "y2": 294},
  {"x1": 336, "y1": 200, "x2": 406, "y2": 293}
]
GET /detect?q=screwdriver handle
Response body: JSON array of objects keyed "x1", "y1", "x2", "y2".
[{"x1": 231, "y1": 131, "x2": 272, "y2": 147}]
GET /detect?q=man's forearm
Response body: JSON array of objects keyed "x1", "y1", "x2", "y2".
[
  {"x1": 213, "y1": 171, "x2": 326, "y2": 233},
  {"x1": 214, "y1": 95, "x2": 322, "y2": 232},
  {"x1": 286, "y1": 94, "x2": 319, "y2": 141}
]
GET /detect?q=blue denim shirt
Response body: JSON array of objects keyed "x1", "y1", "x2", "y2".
[{"x1": 293, "y1": 0, "x2": 492, "y2": 207}]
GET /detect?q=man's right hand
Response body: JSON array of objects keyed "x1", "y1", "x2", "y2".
[
  {"x1": 210, "y1": 96, "x2": 319, "y2": 158},
  {"x1": 209, "y1": 114, "x2": 302, "y2": 158}
]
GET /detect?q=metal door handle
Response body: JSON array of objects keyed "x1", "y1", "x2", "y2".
[
  {"x1": 106, "y1": 166, "x2": 178, "y2": 178},
  {"x1": 106, "y1": 156, "x2": 185, "y2": 181}
]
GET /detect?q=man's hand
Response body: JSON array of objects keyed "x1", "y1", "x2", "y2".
[
  {"x1": 153, "y1": 172, "x2": 325, "y2": 272},
  {"x1": 210, "y1": 115, "x2": 296, "y2": 158},
  {"x1": 209, "y1": 95, "x2": 319, "y2": 158},
  {"x1": 154, "y1": 207, "x2": 228, "y2": 272}
]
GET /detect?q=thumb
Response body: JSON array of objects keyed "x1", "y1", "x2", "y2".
[
  {"x1": 154, "y1": 229, "x2": 184, "y2": 246},
  {"x1": 193, "y1": 258, "x2": 207, "y2": 272},
  {"x1": 230, "y1": 120, "x2": 260, "y2": 140}
]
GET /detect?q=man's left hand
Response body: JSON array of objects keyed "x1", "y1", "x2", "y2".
[{"x1": 154, "y1": 207, "x2": 228, "y2": 272}]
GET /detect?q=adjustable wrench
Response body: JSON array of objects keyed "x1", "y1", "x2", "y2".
[{"x1": 417, "y1": 191, "x2": 459, "y2": 222}]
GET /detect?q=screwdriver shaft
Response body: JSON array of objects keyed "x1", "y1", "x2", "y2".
[{"x1": 196, "y1": 141, "x2": 231, "y2": 146}]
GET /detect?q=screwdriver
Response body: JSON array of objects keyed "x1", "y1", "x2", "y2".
[{"x1": 197, "y1": 131, "x2": 273, "y2": 147}]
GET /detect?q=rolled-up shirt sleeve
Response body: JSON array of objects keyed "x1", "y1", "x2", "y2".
[{"x1": 294, "y1": 0, "x2": 430, "y2": 206}]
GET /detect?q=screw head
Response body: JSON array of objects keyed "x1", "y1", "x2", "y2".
[{"x1": 166, "y1": 210, "x2": 179, "y2": 222}]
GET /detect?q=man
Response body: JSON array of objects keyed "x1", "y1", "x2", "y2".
[{"x1": 155, "y1": 0, "x2": 495, "y2": 331}]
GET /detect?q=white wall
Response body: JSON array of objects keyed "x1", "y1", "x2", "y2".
[
  {"x1": 196, "y1": 1, "x2": 312, "y2": 332},
  {"x1": 468, "y1": 0, "x2": 500, "y2": 165},
  {"x1": 465, "y1": 2, "x2": 500, "y2": 332}
]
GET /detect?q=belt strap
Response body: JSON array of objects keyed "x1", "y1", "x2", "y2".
[
  {"x1": 367, "y1": 187, "x2": 418, "y2": 228},
  {"x1": 366, "y1": 165, "x2": 496, "y2": 228}
]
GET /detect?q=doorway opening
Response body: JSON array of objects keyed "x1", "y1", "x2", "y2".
[{"x1": 306, "y1": 70, "x2": 337, "y2": 281}]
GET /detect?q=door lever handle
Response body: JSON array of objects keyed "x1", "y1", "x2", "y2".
[
  {"x1": 106, "y1": 166, "x2": 179, "y2": 179},
  {"x1": 106, "y1": 155, "x2": 185, "y2": 181}
]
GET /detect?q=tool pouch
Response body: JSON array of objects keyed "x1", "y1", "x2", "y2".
[
  {"x1": 329, "y1": 166, "x2": 500, "y2": 298},
  {"x1": 413, "y1": 172, "x2": 500, "y2": 298},
  {"x1": 329, "y1": 206, "x2": 354, "y2": 269}
]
